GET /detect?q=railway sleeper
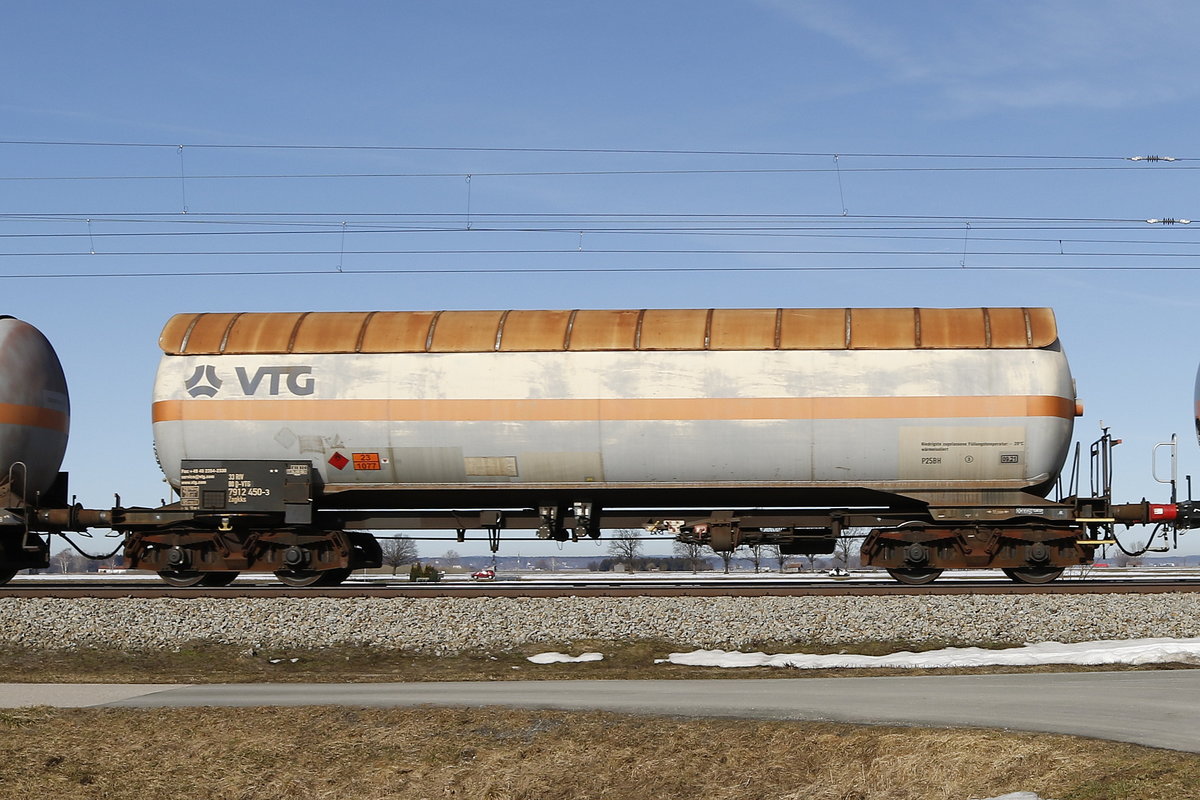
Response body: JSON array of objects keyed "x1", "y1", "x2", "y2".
[
  {"x1": 125, "y1": 529, "x2": 382, "y2": 586},
  {"x1": 862, "y1": 525, "x2": 1094, "y2": 585}
]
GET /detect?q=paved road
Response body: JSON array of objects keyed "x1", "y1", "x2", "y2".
[
  {"x1": 3, "y1": 671, "x2": 1198, "y2": 753},
  {"x1": 0, "y1": 683, "x2": 189, "y2": 707}
]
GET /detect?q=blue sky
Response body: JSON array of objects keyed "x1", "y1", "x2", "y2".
[{"x1": 4, "y1": 1, "x2": 1200, "y2": 557}]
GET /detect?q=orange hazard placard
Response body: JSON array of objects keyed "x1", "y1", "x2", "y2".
[{"x1": 352, "y1": 452, "x2": 381, "y2": 470}]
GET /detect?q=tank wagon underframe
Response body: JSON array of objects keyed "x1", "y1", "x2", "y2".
[{"x1": 25, "y1": 456, "x2": 1133, "y2": 586}]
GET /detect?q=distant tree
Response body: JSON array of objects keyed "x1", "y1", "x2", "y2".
[
  {"x1": 799, "y1": 552, "x2": 818, "y2": 572},
  {"x1": 745, "y1": 543, "x2": 766, "y2": 573},
  {"x1": 50, "y1": 550, "x2": 89, "y2": 574},
  {"x1": 410, "y1": 562, "x2": 439, "y2": 582},
  {"x1": 606, "y1": 529, "x2": 643, "y2": 572},
  {"x1": 98, "y1": 553, "x2": 125, "y2": 570},
  {"x1": 51, "y1": 550, "x2": 73, "y2": 574},
  {"x1": 709, "y1": 545, "x2": 740, "y2": 574},
  {"x1": 833, "y1": 534, "x2": 861, "y2": 570},
  {"x1": 381, "y1": 536, "x2": 419, "y2": 574},
  {"x1": 442, "y1": 549, "x2": 461, "y2": 566},
  {"x1": 673, "y1": 540, "x2": 706, "y2": 573},
  {"x1": 768, "y1": 545, "x2": 788, "y2": 572}
]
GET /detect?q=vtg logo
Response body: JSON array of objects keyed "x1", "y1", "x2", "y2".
[
  {"x1": 185, "y1": 365, "x2": 316, "y2": 397},
  {"x1": 184, "y1": 365, "x2": 222, "y2": 398}
]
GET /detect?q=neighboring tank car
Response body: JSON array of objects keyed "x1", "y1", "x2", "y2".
[{"x1": 0, "y1": 316, "x2": 69, "y2": 581}]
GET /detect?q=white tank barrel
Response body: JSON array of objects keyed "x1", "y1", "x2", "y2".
[{"x1": 151, "y1": 308, "x2": 1078, "y2": 502}]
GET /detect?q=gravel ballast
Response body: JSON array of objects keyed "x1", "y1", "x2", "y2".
[{"x1": 3, "y1": 594, "x2": 1200, "y2": 652}]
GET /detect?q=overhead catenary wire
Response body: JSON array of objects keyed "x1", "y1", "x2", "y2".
[
  {"x1": 5, "y1": 217, "x2": 1198, "y2": 246},
  {"x1": 7, "y1": 263, "x2": 1200, "y2": 280},
  {"x1": 2, "y1": 140, "x2": 1194, "y2": 282},
  {"x1": 0, "y1": 225, "x2": 1190, "y2": 235},
  {"x1": 0, "y1": 211, "x2": 1175, "y2": 237},
  {"x1": 7, "y1": 228, "x2": 1200, "y2": 247},
  {"x1": 0, "y1": 139, "x2": 1180, "y2": 160},
  {"x1": 0, "y1": 211, "x2": 1156, "y2": 221},
  {"x1": 4, "y1": 164, "x2": 1200, "y2": 181},
  {"x1": 11, "y1": 248, "x2": 1200, "y2": 258}
]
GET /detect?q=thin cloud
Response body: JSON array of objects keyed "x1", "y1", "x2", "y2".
[
  {"x1": 759, "y1": 0, "x2": 1200, "y2": 113},
  {"x1": 0, "y1": 103, "x2": 253, "y2": 142}
]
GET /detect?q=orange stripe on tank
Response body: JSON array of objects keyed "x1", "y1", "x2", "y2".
[
  {"x1": 0, "y1": 402, "x2": 69, "y2": 433},
  {"x1": 152, "y1": 395, "x2": 1076, "y2": 423}
]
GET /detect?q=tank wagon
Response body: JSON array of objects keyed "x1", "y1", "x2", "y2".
[
  {"x1": 0, "y1": 317, "x2": 70, "y2": 582},
  {"x1": 3, "y1": 307, "x2": 1196, "y2": 586}
]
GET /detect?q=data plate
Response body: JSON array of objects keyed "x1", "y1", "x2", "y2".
[
  {"x1": 898, "y1": 426, "x2": 1027, "y2": 481},
  {"x1": 179, "y1": 460, "x2": 311, "y2": 512}
]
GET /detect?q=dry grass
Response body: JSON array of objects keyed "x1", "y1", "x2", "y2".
[
  {"x1": 0, "y1": 705, "x2": 1196, "y2": 800},
  {"x1": 3, "y1": 640, "x2": 1196, "y2": 684},
  {"x1": 4, "y1": 642, "x2": 1197, "y2": 799}
]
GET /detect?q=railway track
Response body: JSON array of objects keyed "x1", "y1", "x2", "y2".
[{"x1": 5, "y1": 577, "x2": 1200, "y2": 598}]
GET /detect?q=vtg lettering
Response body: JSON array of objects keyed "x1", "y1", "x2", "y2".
[{"x1": 235, "y1": 366, "x2": 315, "y2": 396}]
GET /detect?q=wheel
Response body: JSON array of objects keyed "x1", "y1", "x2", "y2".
[
  {"x1": 0, "y1": 569, "x2": 17, "y2": 586},
  {"x1": 886, "y1": 568, "x2": 943, "y2": 585},
  {"x1": 274, "y1": 569, "x2": 322, "y2": 587},
  {"x1": 274, "y1": 568, "x2": 351, "y2": 587},
  {"x1": 157, "y1": 570, "x2": 206, "y2": 587},
  {"x1": 198, "y1": 571, "x2": 240, "y2": 587},
  {"x1": 1002, "y1": 567, "x2": 1064, "y2": 584}
]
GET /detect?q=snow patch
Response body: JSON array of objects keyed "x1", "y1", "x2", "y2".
[
  {"x1": 526, "y1": 651, "x2": 605, "y2": 664},
  {"x1": 656, "y1": 638, "x2": 1200, "y2": 669}
]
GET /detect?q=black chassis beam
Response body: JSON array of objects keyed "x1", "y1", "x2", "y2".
[
  {"x1": 315, "y1": 509, "x2": 903, "y2": 533},
  {"x1": 40, "y1": 505, "x2": 1091, "y2": 537}
]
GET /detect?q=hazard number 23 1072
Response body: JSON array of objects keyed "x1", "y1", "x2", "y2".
[{"x1": 353, "y1": 453, "x2": 381, "y2": 471}]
